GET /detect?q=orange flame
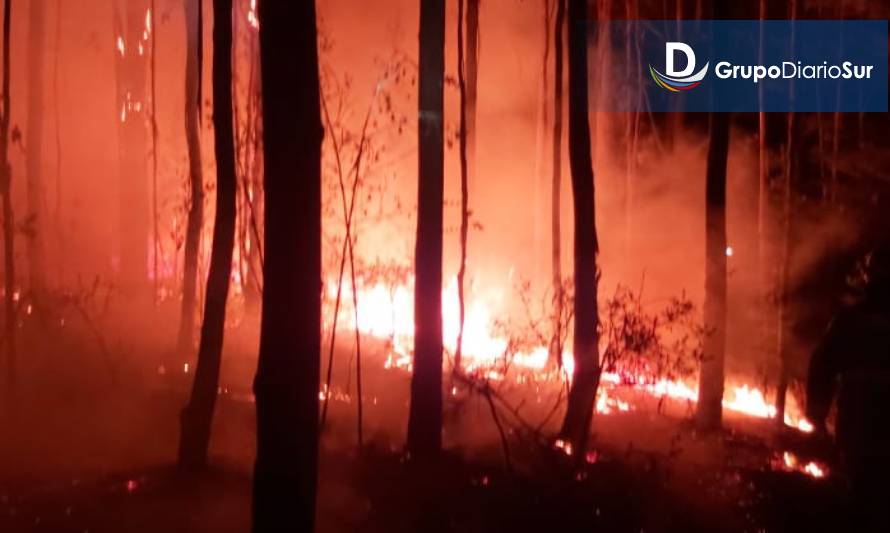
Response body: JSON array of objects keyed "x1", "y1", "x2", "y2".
[{"x1": 325, "y1": 276, "x2": 814, "y2": 432}]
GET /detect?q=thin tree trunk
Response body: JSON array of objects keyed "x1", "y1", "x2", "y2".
[
  {"x1": 757, "y1": 0, "x2": 767, "y2": 267},
  {"x1": 177, "y1": 0, "x2": 204, "y2": 359},
  {"x1": 550, "y1": 0, "x2": 566, "y2": 367},
  {"x1": 559, "y1": 0, "x2": 600, "y2": 454},
  {"x1": 775, "y1": 111, "x2": 797, "y2": 427},
  {"x1": 466, "y1": 0, "x2": 479, "y2": 180},
  {"x1": 775, "y1": 0, "x2": 798, "y2": 427},
  {"x1": 0, "y1": 0, "x2": 15, "y2": 387},
  {"x1": 625, "y1": 0, "x2": 640, "y2": 251},
  {"x1": 244, "y1": 33, "x2": 263, "y2": 315},
  {"x1": 253, "y1": 1, "x2": 323, "y2": 530},
  {"x1": 455, "y1": 0, "x2": 480, "y2": 373},
  {"x1": 830, "y1": 1, "x2": 845, "y2": 204},
  {"x1": 757, "y1": 0, "x2": 770, "y2": 382},
  {"x1": 454, "y1": 0, "x2": 470, "y2": 371},
  {"x1": 317, "y1": 92, "x2": 371, "y2": 438},
  {"x1": 26, "y1": 0, "x2": 46, "y2": 296},
  {"x1": 407, "y1": 0, "x2": 445, "y2": 457},
  {"x1": 178, "y1": 0, "x2": 237, "y2": 470}
]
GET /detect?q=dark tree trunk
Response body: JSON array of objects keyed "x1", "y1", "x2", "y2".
[
  {"x1": 178, "y1": 0, "x2": 237, "y2": 469},
  {"x1": 559, "y1": 0, "x2": 600, "y2": 453},
  {"x1": 775, "y1": 0, "x2": 798, "y2": 429},
  {"x1": 695, "y1": 0, "x2": 732, "y2": 432},
  {"x1": 466, "y1": 0, "x2": 479, "y2": 177},
  {"x1": 176, "y1": 0, "x2": 204, "y2": 359},
  {"x1": 407, "y1": 0, "x2": 445, "y2": 457},
  {"x1": 696, "y1": 112, "x2": 731, "y2": 430},
  {"x1": 1, "y1": 0, "x2": 14, "y2": 387},
  {"x1": 455, "y1": 0, "x2": 478, "y2": 371},
  {"x1": 26, "y1": 0, "x2": 46, "y2": 295},
  {"x1": 775, "y1": 111, "x2": 799, "y2": 427},
  {"x1": 253, "y1": 1, "x2": 323, "y2": 531},
  {"x1": 549, "y1": 0, "x2": 565, "y2": 366},
  {"x1": 113, "y1": 0, "x2": 150, "y2": 296},
  {"x1": 454, "y1": 0, "x2": 471, "y2": 370}
]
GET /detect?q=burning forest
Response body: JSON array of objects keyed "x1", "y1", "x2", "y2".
[{"x1": 1, "y1": 0, "x2": 889, "y2": 532}]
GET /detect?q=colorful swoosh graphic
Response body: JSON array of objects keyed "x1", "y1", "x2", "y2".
[{"x1": 648, "y1": 62, "x2": 709, "y2": 92}]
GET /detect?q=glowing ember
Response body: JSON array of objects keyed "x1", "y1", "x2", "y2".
[
  {"x1": 779, "y1": 451, "x2": 828, "y2": 479},
  {"x1": 247, "y1": 0, "x2": 259, "y2": 29},
  {"x1": 803, "y1": 461, "x2": 826, "y2": 479},
  {"x1": 554, "y1": 438, "x2": 573, "y2": 456}
]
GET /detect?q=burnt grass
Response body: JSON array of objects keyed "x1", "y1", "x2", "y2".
[
  {"x1": 0, "y1": 440, "x2": 853, "y2": 532},
  {"x1": 0, "y1": 379, "x2": 854, "y2": 533},
  {"x1": 351, "y1": 440, "x2": 852, "y2": 533},
  {"x1": 0, "y1": 322, "x2": 855, "y2": 533}
]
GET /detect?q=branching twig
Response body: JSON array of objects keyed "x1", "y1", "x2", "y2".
[{"x1": 319, "y1": 82, "x2": 377, "y2": 437}]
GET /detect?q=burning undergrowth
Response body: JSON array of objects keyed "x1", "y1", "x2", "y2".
[{"x1": 315, "y1": 259, "x2": 829, "y2": 481}]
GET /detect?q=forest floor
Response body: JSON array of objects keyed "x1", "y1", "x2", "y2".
[{"x1": 0, "y1": 321, "x2": 857, "y2": 532}]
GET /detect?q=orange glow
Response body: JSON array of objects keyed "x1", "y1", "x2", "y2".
[
  {"x1": 247, "y1": 0, "x2": 259, "y2": 30},
  {"x1": 323, "y1": 276, "x2": 814, "y2": 431},
  {"x1": 780, "y1": 451, "x2": 828, "y2": 479}
]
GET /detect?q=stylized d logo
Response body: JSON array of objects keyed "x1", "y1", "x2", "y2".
[{"x1": 666, "y1": 42, "x2": 696, "y2": 77}]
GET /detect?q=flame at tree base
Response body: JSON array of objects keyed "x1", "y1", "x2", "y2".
[{"x1": 322, "y1": 275, "x2": 824, "y2": 478}]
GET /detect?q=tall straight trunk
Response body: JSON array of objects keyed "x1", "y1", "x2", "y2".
[
  {"x1": 697, "y1": 112, "x2": 730, "y2": 430},
  {"x1": 775, "y1": 112, "x2": 798, "y2": 426},
  {"x1": 559, "y1": 0, "x2": 600, "y2": 453},
  {"x1": 624, "y1": 0, "x2": 641, "y2": 251},
  {"x1": 830, "y1": 1, "x2": 845, "y2": 204},
  {"x1": 177, "y1": 0, "x2": 204, "y2": 358},
  {"x1": 695, "y1": 1, "x2": 732, "y2": 432},
  {"x1": 454, "y1": 0, "x2": 467, "y2": 370},
  {"x1": 178, "y1": 0, "x2": 237, "y2": 469},
  {"x1": 253, "y1": 1, "x2": 322, "y2": 531},
  {"x1": 775, "y1": 0, "x2": 798, "y2": 427},
  {"x1": 1, "y1": 0, "x2": 14, "y2": 386},
  {"x1": 757, "y1": 0, "x2": 766, "y2": 266},
  {"x1": 665, "y1": 0, "x2": 683, "y2": 143},
  {"x1": 454, "y1": 0, "x2": 475, "y2": 371},
  {"x1": 407, "y1": 0, "x2": 445, "y2": 457},
  {"x1": 114, "y1": 0, "x2": 150, "y2": 295},
  {"x1": 26, "y1": 0, "x2": 46, "y2": 295},
  {"x1": 466, "y1": 0, "x2": 479, "y2": 178},
  {"x1": 756, "y1": 0, "x2": 770, "y2": 383},
  {"x1": 550, "y1": 0, "x2": 566, "y2": 366}
]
